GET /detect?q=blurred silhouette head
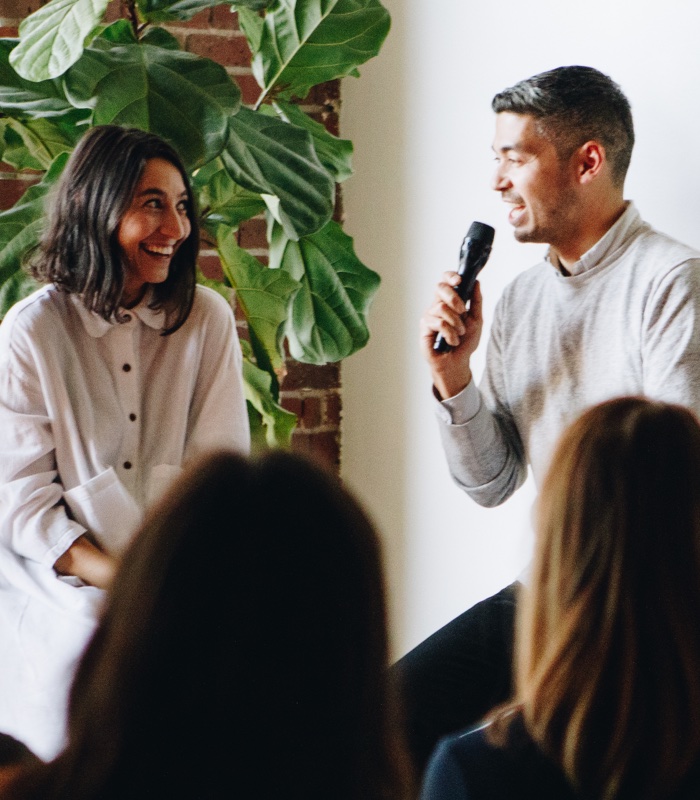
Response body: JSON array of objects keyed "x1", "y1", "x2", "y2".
[{"x1": 12, "y1": 450, "x2": 410, "y2": 800}]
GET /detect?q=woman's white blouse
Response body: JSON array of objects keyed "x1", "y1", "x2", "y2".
[
  {"x1": 0, "y1": 283, "x2": 250, "y2": 756},
  {"x1": 0, "y1": 283, "x2": 250, "y2": 566}
]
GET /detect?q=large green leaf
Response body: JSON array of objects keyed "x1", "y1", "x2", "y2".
[
  {"x1": 0, "y1": 39, "x2": 78, "y2": 120},
  {"x1": 193, "y1": 159, "x2": 266, "y2": 238},
  {"x1": 0, "y1": 153, "x2": 69, "y2": 316},
  {"x1": 236, "y1": 7, "x2": 266, "y2": 54},
  {"x1": 241, "y1": 342, "x2": 297, "y2": 449},
  {"x1": 218, "y1": 227, "x2": 300, "y2": 370},
  {"x1": 138, "y1": 0, "x2": 272, "y2": 23},
  {"x1": 0, "y1": 214, "x2": 44, "y2": 290},
  {"x1": 252, "y1": 0, "x2": 390, "y2": 104},
  {"x1": 0, "y1": 41, "x2": 87, "y2": 168},
  {"x1": 9, "y1": 0, "x2": 111, "y2": 82},
  {"x1": 269, "y1": 218, "x2": 380, "y2": 363},
  {"x1": 63, "y1": 37, "x2": 241, "y2": 168},
  {"x1": 232, "y1": 0, "x2": 276, "y2": 9},
  {"x1": 3, "y1": 114, "x2": 86, "y2": 169},
  {"x1": 0, "y1": 270, "x2": 41, "y2": 318},
  {"x1": 0, "y1": 119, "x2": 44, "y2": 172},
  {"x1": 195, "y1": 268, "x2": 233, "y2": 304},
  {"x1": 0, "y1": 123, "x2": 44, "y2": 170},
  {"x1": 267, "y1": 100, "x2": 353, "y2": 182},
  {"x1": 222, "y1": 105, "x2": 333, "y2": 240}
]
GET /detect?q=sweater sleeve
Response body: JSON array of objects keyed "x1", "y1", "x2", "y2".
[
  {"x1": 434, "y1": 297, "x2": 528, "y2": 508},
  {"x1": 642, "y1": 258, "x2": 700, "y2": 417}
]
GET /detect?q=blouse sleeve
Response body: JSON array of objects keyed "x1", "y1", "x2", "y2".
[
  {"x1": 0, "y1": 317, "x2": 86, "y2": 567},
  {"x1": 181, "y1": 287, "x2": 251, "y2": 460}
]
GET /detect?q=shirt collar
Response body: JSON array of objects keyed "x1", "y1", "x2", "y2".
[
  {"x1": 70, "y1": 291, "x2": 164, "y2": 338},
  {"x1": 546, "y1": 201, "x2": 642, "y2": 277}
]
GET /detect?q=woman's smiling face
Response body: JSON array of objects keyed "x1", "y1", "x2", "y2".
[{"x1": 117, "y1": 157, "x2": 192, "y2": 306}]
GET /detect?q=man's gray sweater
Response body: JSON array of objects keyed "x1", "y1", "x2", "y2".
[{"x1": 436, "y1": 203, "x2": 700, "y2": 507}]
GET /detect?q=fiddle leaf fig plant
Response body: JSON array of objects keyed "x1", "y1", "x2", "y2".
[{"x1": 0, "y1": 0, "x2": 390, "y2": 448}]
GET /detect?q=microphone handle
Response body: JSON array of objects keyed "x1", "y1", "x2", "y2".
[{"x1": 433, "y1": 242, "x2": 491, "y2": 354}]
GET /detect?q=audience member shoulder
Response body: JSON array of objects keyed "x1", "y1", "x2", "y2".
[{"x1": 423, "y1": 716, "x2": 580, "y2": 800}]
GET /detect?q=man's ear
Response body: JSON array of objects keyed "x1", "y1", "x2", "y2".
[{"x1": 575, "y1": 141, "x2": 606, "y2": 184}]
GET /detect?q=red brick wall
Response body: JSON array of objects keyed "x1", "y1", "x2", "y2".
[{"x1": 0, "y1": 1, "x2": 342, "y2": 471}]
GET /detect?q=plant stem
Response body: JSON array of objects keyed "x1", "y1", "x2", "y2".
[{"x1": 121, "y1": 0, "x2": 139, "y2": 37}]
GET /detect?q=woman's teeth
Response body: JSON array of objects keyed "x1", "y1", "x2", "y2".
[{"x1": 143, "y1": 244, "x2": 174, "y2": 256}]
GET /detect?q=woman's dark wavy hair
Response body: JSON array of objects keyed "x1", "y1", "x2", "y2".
[
  {"x1": 8, "y1": 451, "x2": 413, "y2": 800},
  {"x1": 30, "y1": 125, "x2": 198, "y2": 334}
]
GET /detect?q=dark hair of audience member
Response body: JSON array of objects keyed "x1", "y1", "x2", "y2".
[
  {"x1": 490, "y1": 397, "x2": 700, "y2": 798},
  {"x1": 29, "y1": 124, "x2": 198, "y2": 334},
  {"x1": 0, "y1": 734, "x2": 40, "y2": 796},
  {"x1": 6, "y1": 450, "x2": 413, "y2": 800}
]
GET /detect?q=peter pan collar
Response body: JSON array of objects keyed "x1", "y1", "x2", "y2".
[{"x1": 70, "y1": 291, "x2": 164, "y2": 337}]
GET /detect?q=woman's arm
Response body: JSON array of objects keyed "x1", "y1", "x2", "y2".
[{"x1": 54, "y1": 536, "x2": 117, "y2": 590}]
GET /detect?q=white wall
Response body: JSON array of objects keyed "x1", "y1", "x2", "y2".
[{"x1": 341, "y1": 0, "x2": 700, "y2": 658}]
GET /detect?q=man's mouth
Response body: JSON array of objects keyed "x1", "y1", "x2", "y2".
[{"x1": 507, "y1": 204, "x2": 526, "y2": 226}]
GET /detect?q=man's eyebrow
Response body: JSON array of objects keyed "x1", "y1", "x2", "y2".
[{"x1": 492, "y1": 142, "x2": 522, "y2": 154}]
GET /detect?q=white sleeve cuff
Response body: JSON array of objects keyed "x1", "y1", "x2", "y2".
[{"x1": 433, "y1": 379, "x2": 482, "y2": 425}]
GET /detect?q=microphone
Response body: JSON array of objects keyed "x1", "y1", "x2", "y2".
[{"x1": 433, "y1": 221, "x2": 495, "y2": 353}]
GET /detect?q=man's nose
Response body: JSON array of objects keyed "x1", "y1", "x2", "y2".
[{"x1": 491, "y1": 165, "x2": 510, "y2": 192}]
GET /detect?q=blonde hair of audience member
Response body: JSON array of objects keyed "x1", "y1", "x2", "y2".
[
  {"x1": 6, "y1": 451, "x2": 413, "y2": 800},
  {"x1": 492, "y1": 397, "x2": 700, "y2": 798}
]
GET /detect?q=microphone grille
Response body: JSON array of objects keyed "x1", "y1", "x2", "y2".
[{"x1": 467, "y1": 221, "x2": 495, "y2": 244}]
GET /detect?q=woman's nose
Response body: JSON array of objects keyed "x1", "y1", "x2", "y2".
[{"x1": 161, "y1": 206, "x2": 190, "y2": 239}]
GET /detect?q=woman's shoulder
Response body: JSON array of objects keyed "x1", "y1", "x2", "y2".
[
  {"x1": 0, "y1": 285, "x2": 67, "y2": 339},
  {"x1": 190, "y1": 284, "x2": 235, "y2": 321}
]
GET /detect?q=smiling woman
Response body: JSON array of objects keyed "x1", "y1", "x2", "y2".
[
  {"x1": 0, "y1": 125, "x2": 250, "y2": 759},
  {"x1": 117, "y1": 158, "x2": 193, "y2": 306}
]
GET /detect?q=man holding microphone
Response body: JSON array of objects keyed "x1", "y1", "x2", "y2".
[{"x1": 399, "y1": 64, "x2": 700, "y2": 771}]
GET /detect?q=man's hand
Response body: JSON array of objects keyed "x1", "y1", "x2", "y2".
[
  {"x1": 419, "y1": 274, "x2": 484, "y2": 400},
  {"x1": 54, "y1": 535, "x2": 118, "y2": 590}
]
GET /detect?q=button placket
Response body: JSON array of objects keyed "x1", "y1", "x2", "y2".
[{"x1": 113, "y1": 320, "x2": 141, "y2": 490}]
